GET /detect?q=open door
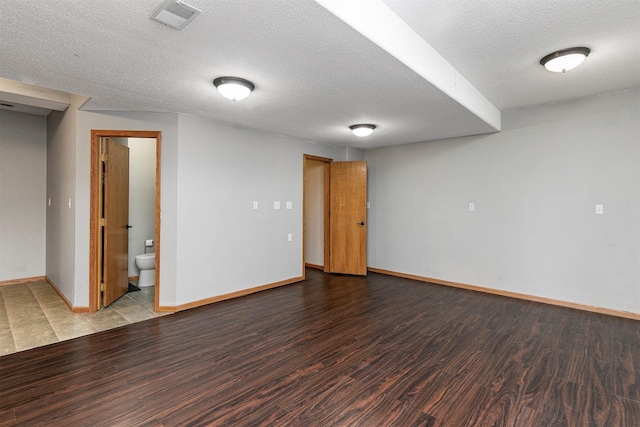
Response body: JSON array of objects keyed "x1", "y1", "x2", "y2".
[
  {"x1": 329, "y1": 160, "x2": 367, "y2": 275},
  {"x1": 102, "y1": 138, "x2": 130, "y2": 307}
]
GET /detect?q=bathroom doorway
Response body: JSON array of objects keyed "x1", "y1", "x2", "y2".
[{"x1": 90, "y1": 130, "x2": 162, "y2": 312}]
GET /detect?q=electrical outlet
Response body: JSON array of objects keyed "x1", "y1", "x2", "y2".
[
  {"x1": 286, "y1": 201, "x2": 292, "y2": 210},
  {"x1": 469, "y1": 203, "x2": 475, "y2": 212},
  {"x1": 253, "y1": 201, "x2": 258, "y2": 210},
  {"x1": 274, "y1": 201, "x2": 280, "y2": 210}
]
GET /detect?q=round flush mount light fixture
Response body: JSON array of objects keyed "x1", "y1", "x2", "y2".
[
  {"x1": 540, "y1": 47, "x2": 590, "y2": 73},
  {"x1": 213, "y1": 77, "x2": 255, "y2": 101},
  {"x1": 349, "y1": 124, "x2": 376, "y2": 137}
]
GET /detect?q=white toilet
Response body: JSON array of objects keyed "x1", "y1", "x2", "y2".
[{"x1": 135, "y1": 253, "x2": 155, "y2": 287}]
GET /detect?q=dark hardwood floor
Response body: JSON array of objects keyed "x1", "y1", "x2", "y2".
[{"x1": 1, "y1": 269, "x2": 638, "y2": 426}]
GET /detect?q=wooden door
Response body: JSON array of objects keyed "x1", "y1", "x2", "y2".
[
  {"x1": 329, "y1": 161, "x2": 367, "y2": 275},
  {"x1": 103, "y1": 138, "x2": 130, "y2": 307}
]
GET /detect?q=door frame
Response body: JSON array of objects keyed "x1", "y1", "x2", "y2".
[
  {"x1": 302, "y1": 154, "x2": 332, "y2": 274},
  {"x1": 90, "y1": 130, "x2": 162, "y2": 312}
]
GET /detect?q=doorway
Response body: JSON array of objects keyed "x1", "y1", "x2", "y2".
[
  {"x1": 303, "y1": 155, "x2": 368, "y2": 276},
  {"x1": 90, "y1": 130, "x2": 161, "y2": 312},
  {"x1": 303, "y1": 155, "x2": 331, "y2": 272}
]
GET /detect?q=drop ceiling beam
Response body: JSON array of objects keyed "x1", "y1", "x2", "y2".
[
  {"x1": 0, "y1": 77, "x2": 71, "y2": 112},
  {"x1": 315, "y1": 0, "x2": 501, "y2": 132}
]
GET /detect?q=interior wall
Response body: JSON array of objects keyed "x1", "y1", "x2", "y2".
[
  {"x1": 334, "y1": 146, "x2": 365, "y2": 161},
  {"x1": 73, "y1": 110, "x2": 342, "y2": 308},
  {"x1": 127, "y1": 137, "x2": 156, "y2": 276},
  {"x1": 0, "y1": 110, "x2": 47, "y2": 281},
  {"x1": 365, "y1": 90, "x2": 640, "y2": 314},
  {"x1": 175, "y1": 114, "x2": 336, "y2": 305},
  {"x1": 304, "y1": 159, "x2": 324, "y2": 266},
  {"x1": 46, "y1": 95, "x2": 85, "y2": 301},
  {"x1": 346, "y1": 146, "x2": 365, "y2": 161}
]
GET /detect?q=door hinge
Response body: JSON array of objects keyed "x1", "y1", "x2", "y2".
[
  {"x1": 100, "y1": 283, "x2": 105, "y2": 291},
  {"x1": 101, "y1": 153, "x2": 108, "y2": 162},
  {"x1": 100, "y1": 218, "x2": 106, "y2": 226}
]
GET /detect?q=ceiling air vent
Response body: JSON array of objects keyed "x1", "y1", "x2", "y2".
[{"x1": 151, "y1": 0, "x2": 201, "y2": 30}]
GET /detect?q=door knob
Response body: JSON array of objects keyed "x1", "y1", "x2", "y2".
[
  {"x1": 358, "y1": 221, "x2": 365, "y2": 226},
  {"x1": 125, "y1": 224, "x2": 133, "y2": 229}
]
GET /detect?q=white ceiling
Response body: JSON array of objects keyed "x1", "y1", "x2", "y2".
[{"x1": 0, "y1": 0, "x2": 638, "y2": 149}]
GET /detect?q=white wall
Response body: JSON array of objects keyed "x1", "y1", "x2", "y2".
[
  {"x1": 365, "y1": 90, "x2": 640, "y2": 314},
  {"x1": 127, "y1": 137, "x2": 156, "y2": 276},
  {"x1": 334, "y1": 146, "x2": 365, "y2": 161},
  {"x1": 175, "y1": 114, "x2": 336, "y2": 305},
  {"x1": 72, "y1": 110, "x2": 342, "y2": 308},
  {"x1": 46, "y1": 96, "x2": 85, "y2": 302},
  {"x1": 0, "y1": 110, "x2": 47, "y2": 281},
  {"x1": 304, "y1": 159, "x2": 324, "y2": 266}
]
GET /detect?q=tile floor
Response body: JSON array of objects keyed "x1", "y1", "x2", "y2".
[{"x1": 0, "y1": 280, "x2": 169, "y2": 356}]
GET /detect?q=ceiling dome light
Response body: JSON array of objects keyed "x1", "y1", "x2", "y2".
[
  {"x1": 350, "y1": 124, "x2": 376, "y2": 137},
  {"x1": 213, "y1": 77, "x2": 255, "y2": 101},
  {"x1": 540, "y1": 47, "x2": 590, "y2": 73}
]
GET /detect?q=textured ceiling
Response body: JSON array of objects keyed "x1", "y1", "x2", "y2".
[
  {"x1": 383, "y1": 0, "x2": 640, "y2": 111},
  {"x1": 0, "y1": 0, "x2": 638, "y2": 149}
]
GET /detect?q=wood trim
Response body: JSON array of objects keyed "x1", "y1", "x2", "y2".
[
  {"x1": 90, "y1": 132, "x2": 100, "y2": 311},
  {"x1": 90, "y1": 130, "x2": 162, "y2": 313},
  {"x1": 368, "y1": 267, "x2": 640, "y2": 321},
  {"x1": 304, "y1": 263, "x2": 324, "y2": 270},
  {"x1": 323, "y1": 161, "x2": 331, "y2": 273},
  {"x1": 91, "y1": 130, "x2": 161, "y2": 139},
  {"x1": 302, "y1": 157, "x2": 306, "y2": 280},
  {"x1": 45, "y1": 277, "x2": 91, "y2": 313},
  {"x1": 0, "y1": 276, "x2": 46, "y2": 286},
  {"x1": 154, "y1": 133, "x2": 162, "y2": 312},
  {"x1": 304, "y1": 154, "x2": 333, "y2": 162},
  {"x1": 172, "y1": 276, "x2": 305, "y2": 312}
]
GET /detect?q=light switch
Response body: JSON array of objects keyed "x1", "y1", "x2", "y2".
[
  {"x1": 367, "y1": 202, "x2": 371, "y2": 209},
  {"x1": 253, "y1": 201, "x2": 258, "y2": 210},
  {"x1": 68, "y1": 199, "x2": 72, "y2": 208},
  {"x1": 469, "y1": 203, "x2": 475, "y2": 212},
  {"x1": 595, "y1": 204, "x2": 604, "y2": 215},
  {"x1": 48, "y1": 198, "x2": 51, "y2": 207},
  {"x1": 286, "y1": 201, "x2": 292, "y2": 210},
  {"x1": 274, "y1": 201, "x2": 281, "y2": 210},
  {"x1": 287, "y1": 233, "x2": 292, "y2": 241}
]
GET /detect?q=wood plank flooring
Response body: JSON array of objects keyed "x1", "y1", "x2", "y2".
[{"x1": 0, "y1": 269, "x2": 638, "y2": 426}]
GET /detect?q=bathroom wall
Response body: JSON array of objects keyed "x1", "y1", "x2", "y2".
[
  {"x1": 127, "y1": 137, "x2": 156, "y2": 277},
  {"x1": 0, "y1": 110, "x2": 47, "y2": 281}
]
